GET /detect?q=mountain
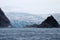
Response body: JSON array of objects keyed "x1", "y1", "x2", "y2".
[
  {"x1": 6, "y1": 12, "x2": 44, "y2": 28},
  {"x1": 27, "y1": 15, "x2": 60, "y2": 28},
  {"x1": 40, "y1": 13, "x2": 60, "y2": 24},
  {"x1": 39, "y1": 15, "x2": 60, "y2": 28},
  {"x1": 0, "y1": 8, "x2": 11, "y2": 28}
]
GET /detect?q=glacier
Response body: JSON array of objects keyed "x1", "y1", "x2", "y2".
[{"x1": 6, "y1": 12, "x2": 44, "y2": 28}]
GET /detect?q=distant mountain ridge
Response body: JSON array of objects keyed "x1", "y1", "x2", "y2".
[{"x1": 0, "y1": 8, "x2": 60, "y2": 28}]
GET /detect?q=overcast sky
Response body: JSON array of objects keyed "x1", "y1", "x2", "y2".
[{"x1": 0, "y1": 0, "x2": 60, "y2": 15}]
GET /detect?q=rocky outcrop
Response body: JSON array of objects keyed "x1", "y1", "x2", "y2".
[{"x1": 0, "y1": 8, "x2": 11, "y2": 28}]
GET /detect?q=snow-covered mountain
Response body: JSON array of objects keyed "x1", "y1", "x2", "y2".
[{"x1": 6, "y1": 12, "x2": 44, "y2": 28}]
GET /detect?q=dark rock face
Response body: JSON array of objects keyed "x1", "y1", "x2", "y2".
[
  {"x1": 27, "y1": 15, "x2": 60, "y2": 28},
  {"x1": 0, "y1": 8, "x2": 11, "y2": 28},
  {"x1": 39, "y1": 15, "x2": 60, "y2": 28}
]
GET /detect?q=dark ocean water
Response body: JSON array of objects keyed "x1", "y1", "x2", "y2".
[{"x1": 0, "y1": 28, "x2": 60, "y2": 40}]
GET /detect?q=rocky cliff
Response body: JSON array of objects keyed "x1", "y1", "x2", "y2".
[{"x1": 0, "y1": 8, "x2": 11, "y2": 28}]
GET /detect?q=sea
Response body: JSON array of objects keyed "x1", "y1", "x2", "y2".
[{"x1": 0, "y1": 28, "x2": 60, "y2": 40}]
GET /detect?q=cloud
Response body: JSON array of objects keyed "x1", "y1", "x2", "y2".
[{"x1": 0, "y1": 0, "x2": 60, "y2": 15}]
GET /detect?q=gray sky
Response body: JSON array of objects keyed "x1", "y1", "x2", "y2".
[{"x1": 0, "y1": 0, "x2": 60, "y2": 15}]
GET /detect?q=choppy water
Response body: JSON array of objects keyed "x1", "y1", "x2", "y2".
[{"x1": 0, "y1": 28, "x2": 60, "y2": 40}]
